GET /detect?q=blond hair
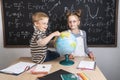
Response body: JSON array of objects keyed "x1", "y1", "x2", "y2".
[{"x1": 32, "y1": 12, "x2": 49, "y2": 23}]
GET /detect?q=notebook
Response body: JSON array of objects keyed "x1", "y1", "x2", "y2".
[{"x1": 38, "y1": 69, "x2": 72, "y2": 80}]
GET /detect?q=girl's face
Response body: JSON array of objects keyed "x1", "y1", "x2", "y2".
[
  {"x1": 67, "y1": 15, "x2": 80, "y2": 30},
  {"x1": 35, "y1": 17, "x2": 49, "y2": 32}
]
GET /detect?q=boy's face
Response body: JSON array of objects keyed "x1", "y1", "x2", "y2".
[
  {"x1": 67, "y1": 15, "x2": 80, "y2": 30},
  {"x1": 35, "y1": 17, "x2": 49, "y2": 32}
]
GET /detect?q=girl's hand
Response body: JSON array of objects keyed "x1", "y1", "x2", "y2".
[
  {"x1": 88, "y1": 52, "x2": 95, "y2": 61},
  {"x1": 69, "y1": 54, "x2": 74, "y2": 59}
]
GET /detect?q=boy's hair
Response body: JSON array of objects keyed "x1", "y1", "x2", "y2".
[
  {"x1": 66, "y1": 9, "x2": 81, "y2": 19},
  {"x1": 32, "y1": 12, "x2": 49, "y2": 23}
]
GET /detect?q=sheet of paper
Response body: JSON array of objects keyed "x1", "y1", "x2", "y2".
[
  {"x1": 0, "y1": 62, "x2": 35, "y2": 74},
  {"x1": 77, "y1": 60, "x2": 96, "y2": 70}
]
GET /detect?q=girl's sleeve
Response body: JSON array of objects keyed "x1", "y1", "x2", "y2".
[{"x1": 83, "y1": 30, "x2": 92, "y2": 55}]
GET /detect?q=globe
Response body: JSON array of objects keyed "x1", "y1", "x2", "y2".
[{"x1": 55, "y1": 31, "x2": 77, "y2": 66}]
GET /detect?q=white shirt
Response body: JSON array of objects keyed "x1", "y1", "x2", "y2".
[{"x1": 68, "y1": 30, "x2": 87, "y2": 56}]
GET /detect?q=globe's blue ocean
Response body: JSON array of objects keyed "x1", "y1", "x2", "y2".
[{"x1": 55, "y1": 32, "x2": 77, "y2": 55}]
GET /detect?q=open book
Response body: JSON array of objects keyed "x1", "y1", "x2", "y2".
[
  {"x1": 0, "y1": 61, "x2": 52, "y2": 75},
  {"x1": 77, "y1": 60, "x2": 96, "y2": 70},
  {"x1": 0, "y1": 62, "x2": 35, "y2": 75}
]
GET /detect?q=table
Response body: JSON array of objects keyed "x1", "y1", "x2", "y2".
[{"x1": 0, "y1": 56, "x2": 107, "y2": 80}]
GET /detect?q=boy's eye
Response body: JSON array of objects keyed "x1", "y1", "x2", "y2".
[{"x1": 42, "y1": 22, "x2": 48, "y2": 25}]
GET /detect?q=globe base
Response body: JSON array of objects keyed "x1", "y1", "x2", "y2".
[
  {"x1": 59, "y1": 54, "x2": 74, "y2": 66},
  {"x1": 60, "y1": 59, "x2": 74, "y2": 66}
]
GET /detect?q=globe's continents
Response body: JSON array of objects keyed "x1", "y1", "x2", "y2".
[{"x1": 55, "y1": 32, "x2": 77, "y2": 55}]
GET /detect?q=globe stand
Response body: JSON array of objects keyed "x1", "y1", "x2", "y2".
[{"x1": 60, "y1": 54, "x2": 74, "y2": 66}]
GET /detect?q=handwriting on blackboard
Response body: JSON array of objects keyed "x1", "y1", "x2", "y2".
[{"x1": 2, "y1": 0, "x2": 117, "y2": 47}]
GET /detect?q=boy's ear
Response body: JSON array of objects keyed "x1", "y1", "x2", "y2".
[{"x1": 34, "y1": 22, "x2": 39, "y2": 27}]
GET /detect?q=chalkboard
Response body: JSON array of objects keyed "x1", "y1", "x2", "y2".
[{"x1": 1, "y1": 0, "x2": 118, "y2": 47}]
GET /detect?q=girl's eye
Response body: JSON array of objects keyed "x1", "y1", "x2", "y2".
[
  {"x1": 73, "y1": 20, "x2": 77, "y2": 23},
  {"x1": 69, "y1": 20, "x2": 77, "y2": 23}
]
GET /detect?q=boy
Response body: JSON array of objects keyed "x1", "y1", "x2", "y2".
[{"x1": 30, "y1": 12, "x2": 60, "y2": 63}]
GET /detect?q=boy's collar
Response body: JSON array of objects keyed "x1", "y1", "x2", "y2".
[{"x1": 34, "y1": 26, "x2": 45, "y2": 33}]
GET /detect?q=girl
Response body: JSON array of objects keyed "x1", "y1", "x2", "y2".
[{"x1": 66, "y1": 10, "x2": 95, "y2": 60}]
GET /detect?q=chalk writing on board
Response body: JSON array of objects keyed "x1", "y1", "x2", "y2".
[{"x1": 2, "y1": 0, "x2": 117, "y2": 47}]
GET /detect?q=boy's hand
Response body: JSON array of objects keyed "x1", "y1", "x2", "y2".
[{"x1": 53, "y1": 31, "x2": 60, "y2": 37}]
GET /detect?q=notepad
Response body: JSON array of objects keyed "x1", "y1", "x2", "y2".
[
  {"x1": 29, "y1": 64, "x2": 52, "y2": 74},
  {"x1": 77, "y1": 60, "x2": 96, "y2": 70}
]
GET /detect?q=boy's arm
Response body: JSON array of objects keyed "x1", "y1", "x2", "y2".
[
  {"x1": 37, "y1": 31, "x2": 60, "y2": 46},
  {"x1": 48, "y1": 37, "x2": 58, "y2": 48}
]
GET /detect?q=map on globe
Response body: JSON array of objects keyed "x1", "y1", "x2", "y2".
[{"x1": 55, "y1": 32, "x2": 77, "y2": 55}]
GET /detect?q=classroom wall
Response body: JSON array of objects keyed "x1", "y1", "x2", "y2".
[{"x1": 0, "y1": 1, "x2": 120, "y2": 80}]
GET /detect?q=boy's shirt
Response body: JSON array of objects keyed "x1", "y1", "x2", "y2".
[{"x1": 30, "y1": 29, "x2": 47, "y2": 63}]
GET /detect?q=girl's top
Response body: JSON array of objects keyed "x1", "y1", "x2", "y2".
[{"x1": 67, "y1": 30, "x2": 91, "y2": 56}]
